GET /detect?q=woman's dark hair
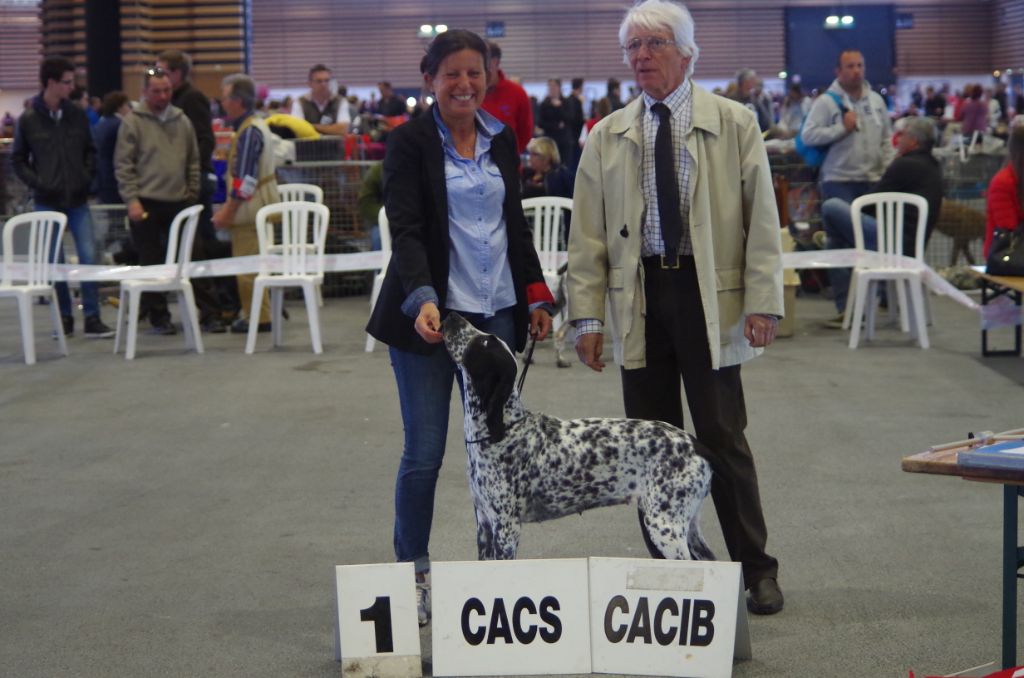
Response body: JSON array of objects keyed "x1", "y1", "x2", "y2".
[
  {"x1": 970, "y1": 85, "x2": 983, "y2": 100},
  {"x1": 419, "y1": 29, "x2": 488, "y2": 77},
  {"x1": 100, "y1": 91, "x2": 129, "y2": 117},
  {"x1": 1009, "y1": 125, "x2": 1024, "y2": 203}
]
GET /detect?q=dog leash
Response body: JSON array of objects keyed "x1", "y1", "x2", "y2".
[{"x1": 517, "y1": 334, "x2": 537, "y2": 394}]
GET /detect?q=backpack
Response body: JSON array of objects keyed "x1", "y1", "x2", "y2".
[{"x1": 795, "y1": 91, "x2": 846, "y2": 168}]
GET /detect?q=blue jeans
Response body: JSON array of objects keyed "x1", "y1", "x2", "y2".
[
  {"x1": 819, "y1": 181, "x2": 873, "y2": 204},
  {"x1": 822, "y1": 198, "x2": 877, "y2": 312},
  {"x1": 389, "y1": 307, "x2": 516, "y2": 573},
  {"x1": 38, "y1": 202, "x2": 100, "y2": 319}
]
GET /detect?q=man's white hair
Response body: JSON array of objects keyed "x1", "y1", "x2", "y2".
[{"x1": 619, "y1": 0, "x2": 700, "y2": 79}]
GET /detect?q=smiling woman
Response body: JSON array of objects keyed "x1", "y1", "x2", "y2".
[{"x1": 366, "y1": 27, "x2": 555, "y2": 630}]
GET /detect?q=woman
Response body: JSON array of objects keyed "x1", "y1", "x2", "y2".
[
  {"x1": 522, "y1": 136, "x2": 574, "y2": 200},
  {"x1": 985, "y1": 124, "x2": 1024, "y2": 256},
  {"x1": 958, "y1": 85, "x2": 989, "y2": 138},
  {"x1": 365, "y1": 29, "x2": 553, "y2": 626}
]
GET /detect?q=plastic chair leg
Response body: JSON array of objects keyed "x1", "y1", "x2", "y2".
[
  {"x1": 126, "y1": 288, "x2": 141, "y2": 360},
  {"x1": 16, "y1": 292, "x2": 36, "y2": 365},
  {"x1": 909, "y1": 279, "x2": 930, "y2": 349},
  {"x1": 842, "y1": 276, "x2": 857, "y2": 330},
  {"x1": 893, "y1": 279, "x2": 910, "y2": 332},
  {"x1": 865, "y1": 280, "x2": 878, "y2": 341},
  {"x1": 49, "y1": 289, "x2": 67, "y2": 357},
  {"x1": 303, "y1": 281, "x2": 323, "y2": 354},
  {"x1": 113, "y1": 286, "x2": 126, "y2": 354},
  {"x1": 245, "y1": 280, "x2": 265, "y2": 354},
  {"x1": 271, "y1": 288, "x2": 284, "y2": 347},
  {"x1": 848, "y1": 274, "x2": 869, "y2": 349},
  {"x1": 124, "y1": 288, "x2": 141, "y2": 360},
  {"x1": 180, "y1": 285, "x2": 204, "y2": 354}
]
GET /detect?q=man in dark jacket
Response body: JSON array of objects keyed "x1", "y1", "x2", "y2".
[
  {"x1": 819, "y1": 116, "x2": 943, "y2": 326},
  {"x1": 11, "y1": 55, "x2": 114, "y2": 338},
  {"x1": 156, "y1": 49, "x2": 227, "y2": 331}
]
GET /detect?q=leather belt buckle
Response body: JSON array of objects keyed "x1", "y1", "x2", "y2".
[{"x1": 660, "y1": 254, "x2": 680, "y2": 269}]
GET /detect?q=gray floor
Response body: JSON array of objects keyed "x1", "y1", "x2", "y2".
[{"x1": 2, "y1": 287, "x2": 1023, "y2": 678}]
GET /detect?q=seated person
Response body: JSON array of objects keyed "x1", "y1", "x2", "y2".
[
  {"x1": 985, "y1": 124, "x2": 1024, "y2": 257},
  {"x1": 819, "y1": 117, "x2": 943, "y2": 328},
  {"x1": 522, "y1": 136, "x2": 574, "y2": 200}
]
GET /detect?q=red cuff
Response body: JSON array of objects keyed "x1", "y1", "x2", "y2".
[{"x1": 526, "y1": 281, "x2": 555, "y2": 306}]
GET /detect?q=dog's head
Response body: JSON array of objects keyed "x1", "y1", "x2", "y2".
[{"x1": 442, "y1": 313, "x2": 518, "y2": 442}]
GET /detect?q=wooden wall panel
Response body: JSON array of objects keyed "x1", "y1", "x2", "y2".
[
  {"x1": 992, "y1": 0, "x2": 1024, "y2": 70},
  {"x1": 249, "y1": 0, "x2": 784, "y2": 88},
  {"x1": 894, "y1": 3, "x2": 993, "y2": 74},
  {"x1": 0, "y1": 0, "x2": 43, "y2": 91}
]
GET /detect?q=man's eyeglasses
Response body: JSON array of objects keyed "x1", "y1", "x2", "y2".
[
  {"x1": 622, "y1": 37, "x2": 676, "y2": 55},
  {"x1": 146, "y1": 67, "x2": 166, "y2": 77}
]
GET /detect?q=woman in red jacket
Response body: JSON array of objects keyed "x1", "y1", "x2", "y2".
[{"x1": 985, "y1": 125, "x2": 1024, "y2": 256}]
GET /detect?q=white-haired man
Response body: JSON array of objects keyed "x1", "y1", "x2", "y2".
[{"x1": 567, "y1": 0, "x2": 785, "y2": 614}]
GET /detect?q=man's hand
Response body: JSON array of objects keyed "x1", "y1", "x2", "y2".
[
  {"x1": 744, "y1": 313, "x2": 779, "y2": 348},
  {"x1": 842, "y1": 110, "x2": 858, "y2": 132},
  {"x1": 127, "y1": 200, "x2": 145, "y2": 223},
  {"x1": 575, "y1": 332, "x2": 605, "y2": 372},
  {"x1": 415, "y1": 302, "x2": 442, "y2": 344},
  {"x1": 212, "y1": 203, "x2": 235, "y2": 230},
  {"x1": 529, "y1": 308, "x2": 552, "y2": 341}
]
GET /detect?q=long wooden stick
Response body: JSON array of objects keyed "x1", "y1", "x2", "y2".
[{"x1": 928, "y1": 429, "x2": 1024, "y2": 453}]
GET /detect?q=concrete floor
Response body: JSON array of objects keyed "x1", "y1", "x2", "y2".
[{"x1": 1, "y1": 288, "x2": 1023, "y2": 678}]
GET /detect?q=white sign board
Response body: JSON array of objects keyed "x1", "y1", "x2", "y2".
[
  {"x1": 589, "y1": 558, "x2": 748, "y2": 678},
  {"x1": 431, "y1": 559, "x2": 592, "y2": 676},
  {"x1": 335, "y1": 563, "x2": 422, "y2": 678}
]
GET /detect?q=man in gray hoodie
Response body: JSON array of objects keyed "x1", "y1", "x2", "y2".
[
  {"x1": 801, "y1": 50, "x2": 894, "y2": 204},
  {"x1": 115, "y1": 67, "x2": 199, "y2": 334}
]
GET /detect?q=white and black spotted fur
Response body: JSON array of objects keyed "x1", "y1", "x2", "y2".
[{"x1": 441, "y1": 312, "x2": 714, "y2": 562}]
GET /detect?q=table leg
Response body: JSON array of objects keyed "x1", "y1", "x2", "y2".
[{"x1": 1003, "y1": 484, "x2": 1019, "y2": 669}]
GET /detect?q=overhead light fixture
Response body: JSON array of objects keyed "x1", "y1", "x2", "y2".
[
  {"x1": 417, "y1": 23, "x2": 448, "y2": 38},
  {"x1": 824, "y1": 13, "x2": 855, "y2": 29},
  {"x1": 825, "y1": 15, "x2": 840, "y2": 26},
  {"x1": 778, "y1": 71, "x2": 788, "y2": 79},
  {"x1": 840, "y1": 15, "x2": 855, "y2": 25},
  {"x1": 995, "y1": 70, "x2": 1002, "y2": 77}
]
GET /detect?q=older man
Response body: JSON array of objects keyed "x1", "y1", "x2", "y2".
[
  {"x1": 818, "y1": 116, "x2": 943, "y2": 327},
  {"x1": 567, "y1": 0, "x2": 785, "y2": 614},
  {"x1": 115, "y1": 67, "x2": 200, "y2": 334},
  {"x1": 212, "y1": 74, "x2": 280, "y2": 334}
]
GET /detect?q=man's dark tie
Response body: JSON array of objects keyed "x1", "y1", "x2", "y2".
[{"x1": 651, "y1": 102, "x2": 683, "y2": 265}]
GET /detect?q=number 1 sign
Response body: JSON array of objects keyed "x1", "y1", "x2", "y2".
[{"x1": 335, "y1": 563, "x2": 422, "y2": 678}]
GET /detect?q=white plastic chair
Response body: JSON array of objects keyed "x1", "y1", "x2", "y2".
[
  {"x1": 275, "y1": 183, "x2": 325, "y2": 306},
  {"x1": 0, "y1": 211, "x2": 68, "y2": 365},
  {"x1": 276, "y1": 183, "x2": 324, "y2": 204},
  {"x1": 522, "y1": 196, "x2": 573, "y2": 336},
  {"x1": 364, "y1": 206, "x2": 392, "y2": 352},
  {"x1": 114, "y1": 204, "x2": 204, "y2": 360},
  {"x1": 246, "y1": 201, "x2": 330, "y2": 354},
  {"x1": 845, "y1": 192, "x2": 930, "y2": 349}
]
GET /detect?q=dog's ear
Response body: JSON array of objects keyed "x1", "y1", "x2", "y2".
[
  {"x1": 482, "y1": 365, "x2": 515, "y2": 442},
  {"x1": 463, "y1": 337, "x2": 517, "y2": 443}
]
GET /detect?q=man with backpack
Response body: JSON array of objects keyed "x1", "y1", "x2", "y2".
[{"x1": 800, "y1": 50, "x2": 894, "y2": 204}]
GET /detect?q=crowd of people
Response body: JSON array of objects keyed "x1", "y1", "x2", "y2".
[{"x1": 5, "y1": 0, "x2": 1024, "y2": 636}]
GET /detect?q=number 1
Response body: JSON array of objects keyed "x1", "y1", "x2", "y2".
[{"x1": 359, "y1": 596, "x2": 394, "y2": 653}]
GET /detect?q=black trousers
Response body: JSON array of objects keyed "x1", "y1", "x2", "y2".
[
  {"x1": 131, "y1": 199, "x2": 187, "y2": 324},
  {"x1": 621, "y1": 256, "x2": 778, "y2": 587}
]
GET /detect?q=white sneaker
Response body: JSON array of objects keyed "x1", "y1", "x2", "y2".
[{"x1": 416, "y1": 574, "x2": 431, "y2": 627}]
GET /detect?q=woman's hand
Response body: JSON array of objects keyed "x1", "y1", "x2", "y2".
[
  {"x1": 415, "y1": 302, "x2": 443, "y2": 344},
  {"x1": 529, "y1": 308, "x2": 552, "y2": 341}
]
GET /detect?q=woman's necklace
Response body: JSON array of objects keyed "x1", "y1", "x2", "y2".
[{"x1": 453, "y1": 131, "x2": 476, "y2": 158}]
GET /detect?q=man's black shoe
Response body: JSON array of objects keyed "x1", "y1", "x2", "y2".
[
  {"x1": 746, "y1": 578, "x2": 784, "y2": 615},
  {"x1": 61, "y1": 315, "x2": 74, "y2": 336},
  {"x1": 148, "y1": 320, "x2": 177, "y2": 336},
  {"x1": 230, "y1": 318, "x2": 271, "y2": 334},
  {"x1": 83, "y1": 315, "x2": 115, "y2": 339},
  {"x1": 201, "y1": 318, "x2": 227, "y2": 333}
]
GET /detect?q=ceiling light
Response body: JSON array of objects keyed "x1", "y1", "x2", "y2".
[
  {"x1": 840, "y1": 15, "x2": 855, "y2": 25},
  {"x1": 435, "y1": 24, "x2": 448, "y2": 34},
  {"x1": 778, "y1": 71, "x2": 787, "y2": 79},
  {"x1": 825, "y1": 15, "x2": 840, "y2": 26}
]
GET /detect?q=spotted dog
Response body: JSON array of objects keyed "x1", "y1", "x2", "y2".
[{"x1": 441, "y1": 312, "x2": 714, "y2": 561}]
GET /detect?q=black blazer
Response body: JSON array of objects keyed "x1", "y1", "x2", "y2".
[{"x1": 366, "y1": 106, "x2": 550, "y2": 355}]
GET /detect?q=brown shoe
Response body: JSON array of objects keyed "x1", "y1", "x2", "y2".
[{"x1": 747, "y1": 578, "x2": 784, "y2": 615}]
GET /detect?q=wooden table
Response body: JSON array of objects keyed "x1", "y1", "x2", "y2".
[
  {"x1": 973, "y1": 271, "x2": 1024, "y2": 356},
  {"x1": 903, "y1": 446, "x2": 1024, "y2": 668}
]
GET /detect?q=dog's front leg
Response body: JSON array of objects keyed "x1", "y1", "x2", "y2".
[
  {"x1": 489, "y1": 518, "x2": 522, "y2": 560},
  {"x1": 475, "y1": 510, "x2": 496, "y2": 560}
]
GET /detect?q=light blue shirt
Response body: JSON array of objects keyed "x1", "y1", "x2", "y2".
[{"x1": 400, "y1": 107, "x2": 516, "y2": 318}]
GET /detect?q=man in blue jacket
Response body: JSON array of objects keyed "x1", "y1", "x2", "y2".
[{"x1": 12, "y1": 55, "x2": 114, "y2": 338}]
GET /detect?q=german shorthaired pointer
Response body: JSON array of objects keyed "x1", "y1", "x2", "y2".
[{"x1": 441, "y1": 312, "x2": 714, "y2": 562}]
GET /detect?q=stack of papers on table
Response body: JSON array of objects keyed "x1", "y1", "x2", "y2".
[{"x1": 958, "y1": 441, "x2": 1024, "y2": 471}]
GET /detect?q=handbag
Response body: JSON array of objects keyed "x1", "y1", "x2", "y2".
[{"x1": 986, "y1": 227, "x2": 1024, "y2": 276}]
